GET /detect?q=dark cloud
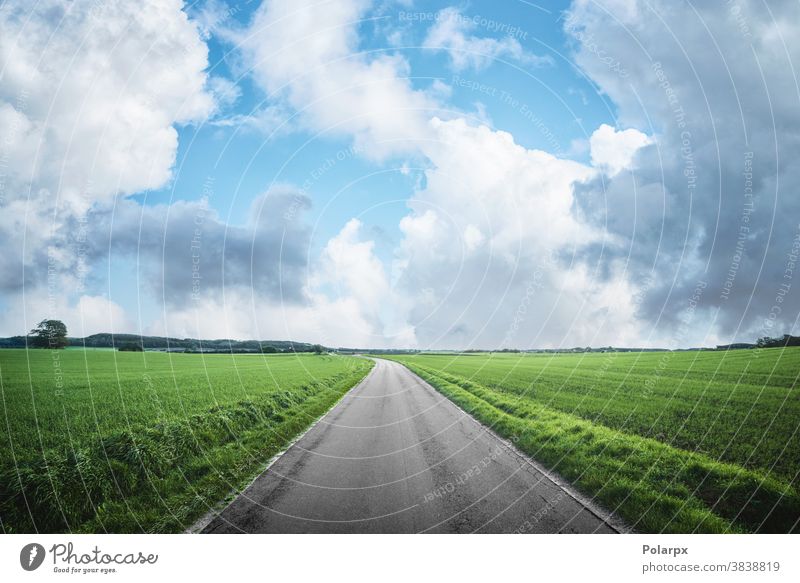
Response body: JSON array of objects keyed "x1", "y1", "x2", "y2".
[
  {"x1": 88, "y1": 186, "x2": 312, "y2": 306},
  {"x1": 568, "y1": 0, "x2": 800, "y2": 341}
]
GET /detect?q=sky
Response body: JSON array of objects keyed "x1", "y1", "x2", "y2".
[{"x1": 1, "y1": 0, "x2": 799, "y2": 349}]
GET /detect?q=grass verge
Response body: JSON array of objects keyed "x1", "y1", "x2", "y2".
[
  {"x1": 1, "y1": 363, "x2": 372, "y2": 533},
  {"x1": 397, "y1": 362, "x2": 799, "y2": 533}
]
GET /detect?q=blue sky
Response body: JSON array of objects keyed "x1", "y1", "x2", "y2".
[
  {"x1": 113, "y1": 0, "x2": 618, "y2": 334},
  {"x1": 139, "y1": 0, "x2": 617, "y2": 285},
  {"x1": 164, "y1": 1, "x2": 609, "y2": 242},
  {"x1": 2, "y1": 0, "x2": 798, "y2": 348}
]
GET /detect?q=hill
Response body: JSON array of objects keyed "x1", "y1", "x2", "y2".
[{"x1": 0, "y1": 333, "x2": 318, "y2": 353}]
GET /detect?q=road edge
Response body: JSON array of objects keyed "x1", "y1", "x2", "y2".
[
  {"x1": 385, "y1": 358, "x2": 633, "y2": 534},
  {"x1": 186, "y1": 359, "x2": 379, "y2": 534}
]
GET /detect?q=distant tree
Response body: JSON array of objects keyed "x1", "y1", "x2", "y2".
[
  {"x1": 118, "y1": 342, "x2": 144, "y2": 352},
  {"x1": 261, "y1": 345, "x2": 278, "y2": 354},
  {"x1": 312, "y1": 344, "x2": 325, "y2": 354},
  {"x1": 29, "y1": 319, "x2": 68, "y2": 349},
  {"x1": 757, "y1": 334, "x2": 800, "y2": 348}
]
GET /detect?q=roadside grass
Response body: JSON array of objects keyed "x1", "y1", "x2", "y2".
[
  {"x1": 0, "y1": 349, "x2": 372, "y2": 532},
  {"x1": 387, "y1": 350, "x2": 800, "y2": 483},
  {"x1": 387, "y1": 351, "x2": 800, "y2": 533}
]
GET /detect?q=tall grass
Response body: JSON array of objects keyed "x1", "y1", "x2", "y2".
[
  {"x1": 390, "y1": 350, "x2": 800, "y2": 483},
  {"x1": 0, "y1": 350, "x2": 372, "y2": 532},
  {"x1": 388, "y1": 351, "x2": 800, "y2": 533}
]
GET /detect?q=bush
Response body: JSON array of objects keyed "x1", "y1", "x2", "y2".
[{"x1": 118, "y1": 342, "x2": 144, "y2": 352}]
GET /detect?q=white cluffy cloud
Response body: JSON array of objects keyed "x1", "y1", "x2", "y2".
[
  {"x1": 12, "y1": 0, "x2": 765, "y2": 352},
  {"x1": 0, "y1": 0, "x2": 218, "y2": 209},
  {"x1": 213, "y1": 0, "x2": 650, "y2": 348},
  {"x1": 0, "y1": 0, "x2": 223, "y2": 332},
  {"x1": 93, "y1": 107, "x2": 652, "y2": 348},
  {"x1": 423, "y1": 7, "x2": 553, "y2": 72},
  {"x1": 589, "y1": 124, "x2": 652, "y2": 177},
  {"x1": 388, "y1": 117, "x2": 644, "y2": 348},
  {"x1": 0, "y1": 292, "x2": 134, "y2": 338},
  {"x1": 238, "y1": 0, "x2": 439, "y2": 159}
]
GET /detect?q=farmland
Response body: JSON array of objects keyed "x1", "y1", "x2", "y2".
[
  {"x1": 386, "y1": 348, "x2": 800, "y2": 533},
  {"x1": 0, "y1": 349, "x2": 372, "y2": 533}
]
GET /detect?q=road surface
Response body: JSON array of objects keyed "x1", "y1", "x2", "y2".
[{"x1": 201, "y1": 358, "x2": 622, "y2": 533}]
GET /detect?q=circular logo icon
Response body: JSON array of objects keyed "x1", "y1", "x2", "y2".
[{"x1": 20, "y1": 543, "x2": 46, "y2": 571}]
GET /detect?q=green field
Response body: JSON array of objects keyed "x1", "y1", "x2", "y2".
[
  {"x1": 0, "y1": 349, "x2": 372, "y2": 533},
  {"x1": 386, "y1": 349, "x2": 800, "y2": 533}
]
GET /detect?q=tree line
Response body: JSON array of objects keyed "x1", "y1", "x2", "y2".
[{"x1": 7, "y1": 320, "x2": 328, "y2": 354}]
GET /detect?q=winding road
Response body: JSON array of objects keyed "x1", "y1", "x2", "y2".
[{"x1": 201, "y1": 358, "x2": 622, "y2": 533}]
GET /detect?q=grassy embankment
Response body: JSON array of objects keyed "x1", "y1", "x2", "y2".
[{"x1": 0, "y1": 349, "x2": 372, "y2": 532}]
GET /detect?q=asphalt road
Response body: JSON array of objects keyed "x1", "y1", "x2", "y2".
[{"x1": 201, "y1": 358, "x2": 622, "y2": 533}]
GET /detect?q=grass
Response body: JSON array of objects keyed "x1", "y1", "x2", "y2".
[
  {"x1": 385, "y1": 348, "x2": 800, "y2": 533},
  {"x1": 0, "y1": 349, "x2": 372, "y2": 533}
]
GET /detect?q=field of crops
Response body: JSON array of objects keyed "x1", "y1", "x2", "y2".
[
  {"x1": 387, "y1": 348, "x2": 800, "y2": 533},
  {"x1": 0, "y1": 349, "x2": 372, "y2": 533}
]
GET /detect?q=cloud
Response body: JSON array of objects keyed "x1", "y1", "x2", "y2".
[
  {"x1": 92, "y1": 186, "x2": 312, "y2": 307},
  {"x1": 83, "y1": 190, "x2": 416, "y2": 348},
  {"x1": 0, "y1": 0, "x2": 428, "y2": 344},
  {"x1": 589, "y1": 123, "x2": 652, "y2": 177},
  {"x1": 236, "y1": 0, "x2": 440, "y2": 158},
  {"x1": 0, "y1": 0, "x2": 220, "y2": 299},
  {"x1": 463, "y1": 224, "x2": 486, "y2": 252},
  {"x1": 190, "y1": 0, "x2": 243, "y2": 39},
  {"x1": 209, "y1": 104, "x2": 294, "y2": 134},
  {"x1": 6, "y1": 0, "x2": 796, "y2": 351},
  {"x1": 140, "y1": 217, "x2": 416, "y2": 348},
  {"x1": 0, "y1": 0, "x2": 216, "y2": 204},
  {"x1": 320, "y1": 219, "x2": 389, "y2": 314},
  {"x1": 423, "y1": 7, "x2": 553, "y2": 72},
  {"x1": 207, "y1": 76, "x2": 242, "y2": 110},
  {"x1": 388, "y1": 117, "x2": 643, "y2": 349},
  {"x1": 417, "y1": 117, "x2": 598, "y2": 253},
  {"x1": 566, "y1": 0, "x2": 800, "y2": 342},
  {"x1": 144, "y1": 287, "x2": 415, "y2": 349},
  {"x1": 70, "y1": 296, "x2": 135, "y2": 337},
  {"x1": 1, "y1": 183, "x2": 315, "y2": 339},
  {"x1": 315, "y1": 218, "x2": 415, "y2": 345},
  {"x1": 0, "y1": 293, "x2": 134, "y2": 338}
]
